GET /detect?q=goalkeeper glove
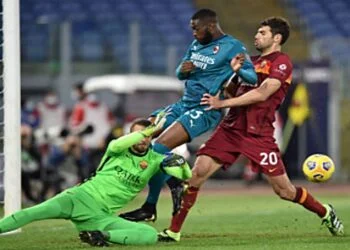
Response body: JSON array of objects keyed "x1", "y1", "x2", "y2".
[
  {"x1": 161, "y1": 153, "x2": 192, "y2": 180},
  {"x1": 141, "y1": 110, "x2": 167, "y2": 137}
]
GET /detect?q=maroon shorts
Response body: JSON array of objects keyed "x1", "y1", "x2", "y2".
[{"x1": 197, "y1": 126, "x2": 285, "y2": 176}]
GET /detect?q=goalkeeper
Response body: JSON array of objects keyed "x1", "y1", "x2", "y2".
[{"x1": 0, "y1": 113, "x2": 191, "y2": 247}]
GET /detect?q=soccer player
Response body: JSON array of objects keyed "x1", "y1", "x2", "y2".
[
  {"x1": 0, "y1": 113, "x2": 192, "y2": 247},
  {"x1": 158, "y1": 17, "x2": 344, "y2": 242},
  {"x1": 119, "y1": 8, "x2": 257, "y2": 222}
]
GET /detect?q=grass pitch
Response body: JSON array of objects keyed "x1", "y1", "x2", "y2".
[{"x1": 1, "y1": 184, "x2": 349, "y2": 250}]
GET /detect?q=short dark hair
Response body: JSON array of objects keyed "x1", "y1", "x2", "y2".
[
  {"x1": 191, "y1": 9, "x2": 218, "y2": 23},
  {"x1": 260, "y1": 17, "x2": 290, "y2": 45},
  {"x1": 130, "y1": 118, "x2": 152, "y2": 132}
]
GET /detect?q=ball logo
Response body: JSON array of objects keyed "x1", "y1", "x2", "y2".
[
  {"x1": 307, "y1": 161, "x2": 316, "y2": 170},
  {"x1": 213, "y1": 45, "x2": 220, "y2": 54},
  {"x1": 139, "y1": 160, "x2": 148, "y2": 169},
  {"x1": 322, "y1": 161, "x2": 332, "y2": 171},
  {"x1": 313, "y1": 173, "x2": 324, "y2": 180},
  {"x1": 279, "y1": 64, "x2": 287, "y2": 70}
]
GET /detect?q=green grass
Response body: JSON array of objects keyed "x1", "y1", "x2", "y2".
[{"x1": 1, "y1": 192, "x2": 349, "y2": 250}]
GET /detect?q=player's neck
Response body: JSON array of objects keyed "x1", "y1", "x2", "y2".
[
  {"x1": 212, "y1": 28, "x2": 225, "y2": 40},
  {"x1": 261, "y1": 45, "x2": 281, "y2": 57}
]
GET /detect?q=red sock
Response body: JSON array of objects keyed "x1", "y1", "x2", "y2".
[
  {"x1": 169, "y1": 186, "x2": 199, "y2": 233},
  {"x1": 293, "y1": 187, "x2": 326, "y2": 218}
]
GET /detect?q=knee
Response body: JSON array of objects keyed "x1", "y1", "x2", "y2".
[
  {"x1": 192, "y1": 165, "x2": 208, "y2": 180},
  {"x1": 141, "y1": 226, "x2": 158, "y2": 245},
  {"x1": 190, "y1": 156, "x2": 214, "y2": 187},
  {"x1": 150, "y1": 227, "x2": 158, "y2": 244}
]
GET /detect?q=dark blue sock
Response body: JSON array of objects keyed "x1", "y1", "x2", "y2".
[{"x1": 145, "y1": 143, "x2": 172, "y2": 204}]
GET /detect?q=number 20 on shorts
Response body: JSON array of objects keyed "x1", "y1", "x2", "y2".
[{"x1": 260, "y1": 152, "x2": 278, "y2": 165}]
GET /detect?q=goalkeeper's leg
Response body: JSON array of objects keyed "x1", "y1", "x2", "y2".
[
  {"x1": 106, "y1": 217, "x2": 158, "y2": 245},
  {"x1": 0, "y1": 193, "x2": 73, "y2": 233},
  {"x1": 80, "y1": 216, "x2": 157, "y2": 246}
]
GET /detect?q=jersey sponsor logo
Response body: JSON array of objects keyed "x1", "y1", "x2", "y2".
[
  {"x1": 115, "y1": 165, "x2": 141, "y2": 187},
  {"x1": 190, "y1": 52, "x2": 215, "y2": 70},
  {"x1": 213, "y1": 45, "x2": 220, "y2": 54},
  {"x1": 273, "y1": 63, "x2": 288, "y2": 76},
  {"x1": 273, "y1": 68, "x2": 287, "y2": 77},
  {"x1": 279, "y1": 64, "x2": 287, "y2": 70},
  {"x1": 139, "y1": 160, "x2": 148, "y2": 169}
]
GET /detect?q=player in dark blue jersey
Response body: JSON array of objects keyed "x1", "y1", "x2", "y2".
[{"x1": 120, "y1": 9, "x2": 257, "y2": 222}]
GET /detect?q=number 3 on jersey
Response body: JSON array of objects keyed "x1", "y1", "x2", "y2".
[
  {"x1": 185, "y1": 110, "x2": 203, "y2": 128},
  {"x1": 260, "y1": 152, "x2": 278, "y2": 165},
  {"x1": 186, "y1": 110, "x2": 203, "y2": 119}
]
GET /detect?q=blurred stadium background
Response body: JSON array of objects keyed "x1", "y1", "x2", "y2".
[{"x1": 1, "y1": 0, "x2": 350, "y2": 207}]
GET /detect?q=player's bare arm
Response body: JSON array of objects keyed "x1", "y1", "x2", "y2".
[{"x1": 201, "y1": 78, "x2": 281, "y2": 110}]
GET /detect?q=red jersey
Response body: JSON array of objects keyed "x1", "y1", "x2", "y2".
[{"x1": 221, "y1": 51, "x2": 293, "y2": 136}]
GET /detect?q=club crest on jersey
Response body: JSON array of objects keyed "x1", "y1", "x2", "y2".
[
  {"x1": 260, "y1": 60, "x2": 267, "y2": 68},
  {"x1": 213, "y1": 45, "x2": 220, "y2": 54},
  {"x1": 139, "y1": 160, "x2": 148, "y2": 169}
]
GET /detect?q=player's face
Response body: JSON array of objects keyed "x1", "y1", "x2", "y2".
[
  {"x1": 190, "y1": 19, "x2": 213, "y2": 45},
  {"x1": 131, "y1": 124, "x2": 152, "y2": 153},
  {"x1": 254, "y1": 26, "x2": 274, "y2": 52}
]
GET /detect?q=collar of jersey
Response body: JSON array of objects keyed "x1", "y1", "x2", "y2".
[
  {"x1": 212, "y1": 34, "x2": 227, "y2": 43},
  {"x1": 128, "y1": 147, "x2": 149, "y2": 157},
  {"x1": 260, "y1": 51, "x2": 280, "y2": 59}
]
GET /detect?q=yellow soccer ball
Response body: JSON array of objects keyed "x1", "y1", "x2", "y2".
[{"x1": 302, "y1": 154, "x2": 335, "y2": 183}]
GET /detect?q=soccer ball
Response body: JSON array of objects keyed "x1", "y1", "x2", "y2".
[{"x1": 302, "y1": 154, "x2": 335, "y2": 183}]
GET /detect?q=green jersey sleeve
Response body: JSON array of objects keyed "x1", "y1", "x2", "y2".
[{"x1": 106, "y1": 131, "x2": 145, "y2": 155}]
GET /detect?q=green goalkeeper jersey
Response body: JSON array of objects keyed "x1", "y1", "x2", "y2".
[{"x1": 75, "y1": 131, "x2": 190, "y2": 214}]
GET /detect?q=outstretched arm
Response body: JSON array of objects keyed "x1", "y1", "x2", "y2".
[
  {"x1": 208, "y1": 53, "x2": 257, "y2": 96},
  {"x1": 234, "y1": 54, "x2": 257, "y2": 85},
  {"x1": 107, "y1": 132, "x2": 145, "y2": 154},
  {"x1": 201, "y1": 78, "x2": 281, "y2": 110},
  {"x1": 108, "y1": 112, "x2": 167, "y2": 154},
  {"x1": 237, "y1": 68, "x2": 258, "y2": 85}
]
